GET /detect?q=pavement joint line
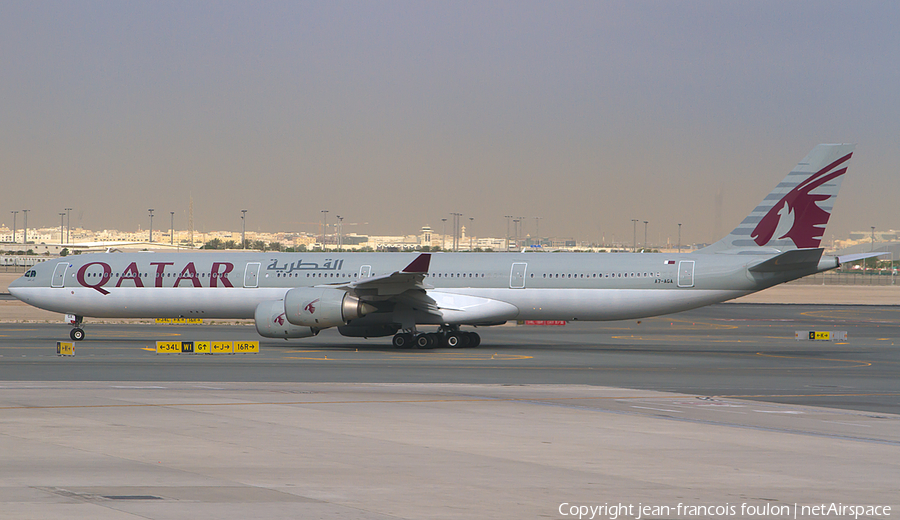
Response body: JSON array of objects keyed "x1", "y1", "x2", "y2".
[{"x1": 3, "y1": 393, "x2": 900, "y2": 411}]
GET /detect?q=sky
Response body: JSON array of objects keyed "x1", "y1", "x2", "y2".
[{"x1": 2, "y1": 1, "x2": 898, "y2": 247}]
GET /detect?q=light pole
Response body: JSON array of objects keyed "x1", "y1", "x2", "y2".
[
  {"x1": 469, "y1": 217, "x2": 474, "y2": 251},
  {"x1": 505, "y1": 215, "x2": 512, "y2": 251},
  {"x1": 336, "y1": 215, "x2": 343, "y2": 250},
  {"x1": 678, "y1": 223, "x2": 682, "y2": 254},
  {"x1": 59, "y1": 213, "x2": 65, "y2": 244},
  {"x1": 241, "y1": 210, "x2": 247, "y2": 249},
  {"x1": 450, "y1": 213, "x2": 462, "y2": 251},
  {"x1": 534, "y1": 216, "x2": 541, "y2": 247},
  {"x1": 631, "y1": 219, "x2": 638, "y2": 252},
  {"x1": 513, "y1": 218, "x2": 521, "y2": 250},
  {"x1": 10, "y1": 211, "x2": 17, "y2": 244},
  {"x1": 441, "y1": 218, "x2": 447, "y2": 250},
  {"x1": 170, "y1": 211, "x2": 175, "y2": 246},
  {"x1": 643, "y1": 221, "x2": 648, "y2": 251},
  {"x1": 871, "y1": 226, "x2": 875, "y2": 252},
  {"x1": 321, "y1": 210, "x2": 328, "y2": 250},
  {"x1": 65, "y1": 208, "x2": 72, "y2": 244},
  {"x1": 148, "y1": 209, "x2": 154, "y2": 242},
  {"x1": 22, "y1": 209, "x2": 29, "y2": 245}
]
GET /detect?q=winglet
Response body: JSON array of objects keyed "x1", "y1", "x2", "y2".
[{"x1": 402, "y1": 253, "x2": 431, "y2": 273}]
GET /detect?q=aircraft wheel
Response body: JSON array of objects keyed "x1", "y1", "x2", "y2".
[
  {"x1": 445, "y1": 332, "x2": 462, "y2": 348},
  {"x1": 70, "y1": 328, "x2": 85, "y2": 341},
  {"x1": 415, "y1": 334, "x2": 436, "y2": 349},
  {"x1": 392, "y1": 333, "x2": 414, "y2": 349},
  {"x1": 465, "y1": 332, "x2": 481, "y2": 348}
]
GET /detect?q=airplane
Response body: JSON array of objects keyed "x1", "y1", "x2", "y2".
[{"x1": 9, "y1": 144, "x2": 880, "y2": 348}]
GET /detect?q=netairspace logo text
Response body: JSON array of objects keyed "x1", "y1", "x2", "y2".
[{"x1": 558, "y1": 502, "x2": 892, "y2": 520}]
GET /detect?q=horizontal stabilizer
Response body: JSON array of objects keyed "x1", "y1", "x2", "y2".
[
  {"x1": 748, "y1": 248, "x2": 824, "y2": 272},
  {"x1": 837, "y1": 252, "x2": 891, "y2": 264}
]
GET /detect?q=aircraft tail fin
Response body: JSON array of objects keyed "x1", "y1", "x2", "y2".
[{"x1": 698, "y1": 144, "x2": 855, "y2": 253}]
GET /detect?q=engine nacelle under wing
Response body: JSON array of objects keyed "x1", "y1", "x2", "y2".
[
  {"x1": 284, "y1": 287, "x2": 374, "y2": 329},
  {"x1": 255, "y1": 300, "x2": 319, "y2": 339}
]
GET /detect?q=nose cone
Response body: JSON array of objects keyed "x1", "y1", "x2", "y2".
[{"x1": 7, "y1": 273, "x2": 28, "y2": 300}]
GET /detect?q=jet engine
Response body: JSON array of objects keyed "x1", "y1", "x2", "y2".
[
  {"x1": 284, "y1": 287, "x2": 375, "y2": 329},
  {"x1": 255, "y1": 300, "x2": 319, "y2": 339}
]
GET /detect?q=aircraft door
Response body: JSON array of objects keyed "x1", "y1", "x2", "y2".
[
  {"x1": 677, "y1": 260, "x2": 695, "y2": 288},
  {"x1": 244, "y1": 262, "x2": 260, "y2": 288},
  {"x1": 359, "y1": 265, "x2": 371, "y2": 278},
  {"x1": 51, "y1": 262, "x2": 69, "y2": 288},
  {"x1": 510, "y1": 262, "x2": 527, "y2": 289}
]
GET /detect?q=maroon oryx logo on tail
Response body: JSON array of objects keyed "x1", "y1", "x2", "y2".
[
  {"x1": 304, "y1": 299, "x2": 320, "y2": 314},
  {"x1": 751, "y1": 153, "x2": 851, "y2": 249}
]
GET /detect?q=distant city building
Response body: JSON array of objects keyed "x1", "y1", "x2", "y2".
[{"x1": 3, "y1": 221, "x2": 897, "y2": 255}]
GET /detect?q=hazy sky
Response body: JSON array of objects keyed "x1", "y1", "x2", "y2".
[{"x1": 2, "y1": 1, "x2": 898, "y2": 246}]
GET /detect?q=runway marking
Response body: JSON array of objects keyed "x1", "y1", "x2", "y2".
[
  {"x1": 88, "y1": 332, "x2": 183, "y2": 338},
  {"x1": 800, "y1": 309, "x2": 900, "y2": 323},
  {"x1": 822, "y1": 420, "x2": 871, "y2": 428},
  {"x1": 655, "y1": 318, "x2": 738, "y2": 330},
  {"x1": 754, "y1": 352, "x2": 873, "y2": 368},
  {"x1": 282, "y1": 352, "x2": 533, "y2": 361},
  {"x1": 631, "y1": 405, "x2": 682, "y2": 413}
]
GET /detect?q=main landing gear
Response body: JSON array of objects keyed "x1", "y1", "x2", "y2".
[
  {"x1": 68, "y1": 315, "x2": 85, "y2": 341},
  {"x1": 391, "y1": 326, "x2": 481, "y2": 349}
]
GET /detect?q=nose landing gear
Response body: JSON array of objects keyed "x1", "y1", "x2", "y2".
[{"x1": 67, "y1": 315, "x2": 85, "y2": 341}]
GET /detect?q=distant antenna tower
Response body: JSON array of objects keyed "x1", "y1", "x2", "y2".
[{"x1": 189, "y1": 195, "x2": 194, "y2": 247}]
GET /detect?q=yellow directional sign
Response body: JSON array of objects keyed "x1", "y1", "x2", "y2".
[
  {"x1": 56, "y1": 342, "x2": 75, "y2": 356},
  {"x1": 194, "y1": 341, "x2": 211, "y2": 354},
  {"x1": 234, "y1": 341, "x2": 260, "y2": 354},
  {"x1": 156, "y1": 341, "x2": 182, "y2": 353},
  {"x1": 155, "y1": 318, "x2": 203, "y2": 324},
  {"x1": 211, "y1": 341, "x2": 234, "y2": 354},
  {"x1": 796, "y1": 330, "x2": 847, "y2": 341}
]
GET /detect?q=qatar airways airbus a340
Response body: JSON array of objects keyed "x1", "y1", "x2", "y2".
[{"x1": 10, "y1": 144, "x2": 877, "y2": 348}]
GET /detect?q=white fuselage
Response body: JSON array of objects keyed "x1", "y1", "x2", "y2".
[{"x1": 9, "y1": 251, "x2": 771, "y2": 323}]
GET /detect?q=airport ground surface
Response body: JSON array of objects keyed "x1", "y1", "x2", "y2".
[
  {"x1": 1, "y1": 304, "x2": 898, "y2": 415},
  {"x1": 2, "y1": 296, "x2": 898, "y2": 518}
]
